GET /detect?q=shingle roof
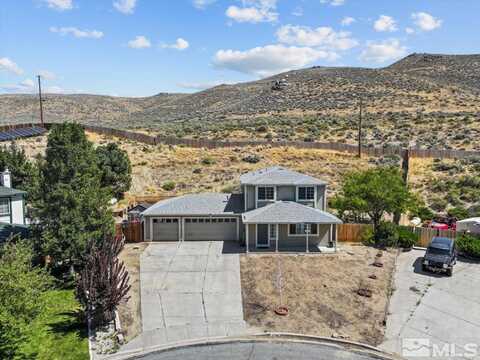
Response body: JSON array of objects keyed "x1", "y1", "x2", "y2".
[
  {"x1": 0, "y1": 186, "x2": 26, "y2": 197},
  {"x1": 239, "y1": 166, "x2": 327, "y2": 186},
  {"x1": 242, "y1": 201, "x2": 342, "y2": 224},
  {"x1": 142, "y1": 193, "x2": 244, "y2": 216}
]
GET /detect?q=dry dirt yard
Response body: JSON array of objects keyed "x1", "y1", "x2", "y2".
[
  {"x1": 117, "y1": 242, "x2": 149, "y2": 342},
  {"x1": 12, "y1": 132, "x2": 373, "y2": 198},
  {"x1": 240, "y1": 245, "x2": 397, "y2": 346}
]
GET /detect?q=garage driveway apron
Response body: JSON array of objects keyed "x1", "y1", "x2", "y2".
[{"x1": 124, "y1": 241, "x2": 246, "y2": 351}]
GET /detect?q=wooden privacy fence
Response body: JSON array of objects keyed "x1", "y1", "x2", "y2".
[
  {"x1": 337, "y1": 223, "x2": 371, "y2": 243},
  {"x1": 337, "y1": 223, "x2": 457, "y2": 247},
  {"x1": 411, "y1": 227, "x2": 457, "y2": 248},
  {"x1": 115, "y1": 222, "x2": 143, "y2": 243},
  {"x1": 10, "y1": 122, "x2": 480, "y2": 160}
]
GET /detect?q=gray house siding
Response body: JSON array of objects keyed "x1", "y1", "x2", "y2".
[
  {"x1": 246, "y1": 223, "x2": 331, "y2": 249},
  {"x1": 246, "y1": 185, "x2": 255, "y2": 211},
  {"x1": 277, "y1": 186, "x2": 295, "y2": 201},
  {"x1": 317, "y1": 185, "x2": 326, "y2": 211}
]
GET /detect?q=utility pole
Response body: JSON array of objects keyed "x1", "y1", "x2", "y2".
[
  {"x1": 37, "y1": 75, "x2": 44, "y2": 126},
  {"x1": 357, "y1": 98, "x2": 363, "y2": 158}
]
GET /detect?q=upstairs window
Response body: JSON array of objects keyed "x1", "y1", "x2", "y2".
[
  {"x1": 298, "y1": 186, "x2": 315, "y2": 201},
  {"x1": 0, "y1": 198, "x2": 10, "y2": 216},
  {"x1": 257, "y1": 186, "x2": 275, "y2": 201}
]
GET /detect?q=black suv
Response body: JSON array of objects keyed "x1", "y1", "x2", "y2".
[{"x1": 422, "y1": 237, "x2": 457, "y2": 276}]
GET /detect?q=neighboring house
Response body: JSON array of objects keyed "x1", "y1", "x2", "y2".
[
  {"x1": 0, "y1": 169, "x2": 26, "y2": 225},
  {"x1": 141, "y1": 166, "x2": 342, "y2": 251},
  {"x1": 127, "y1": 202, "x2": 151, "y2": 222}
]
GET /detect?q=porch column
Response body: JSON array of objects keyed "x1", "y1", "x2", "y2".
[
  {"x1": 246, "y1": 224, "x2": 249, "y2": 253},
  {"x1": 276, "y1": 224, "x2": 279, "y2": 252}
]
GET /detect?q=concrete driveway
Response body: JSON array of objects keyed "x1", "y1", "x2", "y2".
[
  {"x1": 381, "y1": 249, "x2": 480, "y2": 359},
  {"x1": 121, "y1": 241, "x2": 247, "y2": 352}
]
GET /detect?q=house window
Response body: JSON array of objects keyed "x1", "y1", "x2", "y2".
[
  {"x1": 298, "y1": 186, "x2": 315, "y2": 200},
  {"x1": 257, "y1": 186, "x2": 275, "y2": 201},
  {"x1": 288, "y1": 223, "x2": 318, "y2": 235}
]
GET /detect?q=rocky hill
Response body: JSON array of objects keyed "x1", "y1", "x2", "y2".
[{"x1": 1, "y1": 53, "x2": 479, "y2": 149}]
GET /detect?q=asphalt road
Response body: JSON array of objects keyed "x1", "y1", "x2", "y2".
[{"x1": 130, "y1": 340, "x2": 391, "y2": 360}]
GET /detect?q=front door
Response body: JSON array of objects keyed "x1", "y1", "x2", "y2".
[{"x1": 256, "y1": 224, "x2": 269, "y2": 248}]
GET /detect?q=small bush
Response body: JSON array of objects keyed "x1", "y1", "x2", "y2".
[
  {"x1": 397, "y1": 227, "x2": 418, "y2": 248},
  {"x1": 242, "y1": 154, "x2": 261, "y2": 164},
  {"x1": 201, "y1": 157, "x2": 216, "y2": 165},
  {"x1": 456, "y1": 233, "x2": 480, "y2": 258},
  {"x1": 360, "y1": 226, "x2": 375, "y2": 245},
  {"x1": 162, "y1": 181, "x2": 176, "y2": 191},
  {"x1": 375, "y1": 222, "x2": 399, "y2": 248}
]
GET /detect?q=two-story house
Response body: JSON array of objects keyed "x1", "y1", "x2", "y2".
[{"x1": 141, "y1": 166, "x2": 342, "y2": 252}]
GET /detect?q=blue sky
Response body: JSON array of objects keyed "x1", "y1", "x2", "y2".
[{"x1": 1, "y1": 0, "x2": 479, "y2": 96}]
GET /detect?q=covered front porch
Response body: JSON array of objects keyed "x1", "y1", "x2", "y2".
[{"x1": 242, "y1": 201, "x2": 342, "y2": 253}]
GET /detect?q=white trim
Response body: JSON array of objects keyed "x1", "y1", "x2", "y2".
[
  {"x1": 288, "y1": 223, "x2": 319, "y2": 236},
  {"x1": 255, "y1": 224, "x2": 270, "y2": 248},
  {"x1": 246, "y1": 224, "x2": 250, "y2": 253}
]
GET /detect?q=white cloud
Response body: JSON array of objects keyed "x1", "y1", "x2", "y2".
[
  {"x1": 113, "y1": 0, "x2": 137, "y2": 14},
  {"x1": 405, "y1": 27, "x2": 415, "y2": 35},
  {"x1": 128, "y1": 35, "x2": 151, "y2": 49},
  {"x1": 374, "y1": 15, "x2": 397, "y2": 32},
  {"x1": 292, "y1": 6, "x2": 303, "y2": 17},
  {"x1": 341, "y1": 16, "x2": 355, "y2": 26},
  {"x1": 0, "y1": 57, "x2": 23, "y2": 75},
  {"x1": 177, "y1": 80, "x2": 235, "y2": 90},
  {"x1": 162, "y1": 38, "x2": 190, "y2": 51},
  {"x1": 192, "y1": 0, "x2": 216, "y2": 9},
  {"x1": 276, "y1": 24, "x2": 358, "y2": 51},
  {"x1": 360, "y1": 39, "x2": 407, "y2": 63},
  {"x1": 38, "y1": 70, "x2": 57, "y2": 80},
  {"x1": 50, "y1": 26, "x2": 104, "y2": 39},
  {"x1": 320, "y1": 0, "x2": 345, "y2": 6},
  {"x1": 44, "y1": 0, "x2": 73, "y2": 11},
  {"x1": 226, "y1": 0, "x2": 278, "y2": 23},
  {"x1": 0, "y1": 78, "x2": 78, "y2": 94},
  {"x1": 213, "y1": 44, "x2": 336, "y2": 77},
  {"x1": 412, "y1": 12, "x2": 442, "y2": 31}
]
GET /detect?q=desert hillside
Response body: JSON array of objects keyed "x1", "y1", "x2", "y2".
[{"x1": 1, "y1": 53, "x2": 479, "y2": 149}]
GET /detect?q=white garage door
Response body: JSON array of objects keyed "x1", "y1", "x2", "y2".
[
  {"x1": 152, "y1": 218, "x2": 179, "y2": 241},
  {"x1": 184, "y1": 218, "x2": 237, "y2": 241}
]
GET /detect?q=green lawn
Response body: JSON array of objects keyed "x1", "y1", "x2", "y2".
[{"x1": 17, "y1": 288, "x2": 89, "y2": 360}]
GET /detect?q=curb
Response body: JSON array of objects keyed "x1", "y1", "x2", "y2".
[{"x1": 104, "y1": 332, "x2": 402, "y2": 360}]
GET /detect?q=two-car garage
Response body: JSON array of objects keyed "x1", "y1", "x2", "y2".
[
  {"x1": 142, "y1": 193, "x2": 244, "y2": 242},
  {"x1": 149, "y1": 217, "x2": 239, "y2": 241}
]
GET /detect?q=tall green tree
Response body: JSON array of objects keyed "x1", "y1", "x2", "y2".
[
  {"x1": 34, "y1": 123, "x2": 114, "y2": 266},
  {"x1": 96, "y1": 143, "x2": 132, "y2": 199},
  {"x1": 0, "y1": 239, "x2": 52, "y2": 359},
  {"x1": 331, "y1": 167, "x2": 416, "y2": 232}
]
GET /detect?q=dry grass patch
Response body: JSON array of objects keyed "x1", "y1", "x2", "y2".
[
  {"x1": 240, "y1": 245, "x2": 396, "y2": 346},
  {"x1": 117, "y1": 242, "x2": 149, "y2": 342}
]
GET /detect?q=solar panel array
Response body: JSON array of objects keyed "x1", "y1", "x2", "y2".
[{"x1": 0, "y1": 127, "x2": 46, "y2": 142}]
